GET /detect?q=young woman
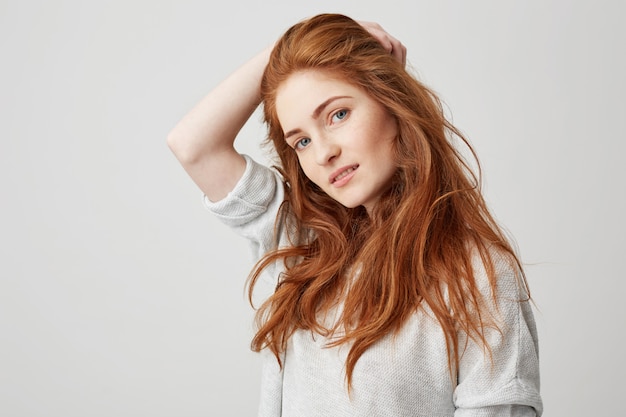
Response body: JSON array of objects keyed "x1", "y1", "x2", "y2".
[{"x1": 168, "y1": 13, "x2": 542, "y2": 417}]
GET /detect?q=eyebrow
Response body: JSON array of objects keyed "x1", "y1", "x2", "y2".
[{"x1": 283, "y1": 95, "x2": 351, "y2": 141}]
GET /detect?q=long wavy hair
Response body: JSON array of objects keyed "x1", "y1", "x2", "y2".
[{"x1": 249, "y1": 13, "x2": 526, "y2": 388}]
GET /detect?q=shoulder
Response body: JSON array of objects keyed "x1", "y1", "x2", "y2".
[{"x1": 468, "y1": 245, "x2": 530, "y2": 305}]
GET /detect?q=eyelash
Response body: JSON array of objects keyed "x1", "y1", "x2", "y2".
[
  {"x1": 331, "y1": 109, "x2": 349, "y2": 123},
  {"x1": 292, "y1": 108, "x2": 350, "y2": 151},
  {"x1": 295, "y1": 137, "x2": 311, "y2": 150}
]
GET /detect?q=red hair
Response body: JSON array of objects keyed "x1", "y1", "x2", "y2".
[{"x1": 249, "y1": 13, "x2": 527, "y2": 388}]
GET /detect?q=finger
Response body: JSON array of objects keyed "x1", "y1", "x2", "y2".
[
  {"x1": 384, "y1": 34, "x2": 405, "y2": 64},
  {"x1": 359, "y1": 22, "x2": 392, "y2": 51},
  {"x1": 358, "y1": 21, "x2": 407, "y2": 66},
  {"x1": 392, "y1": 41, "x2": 407, "y2": 67},
  {"x1": 376, "y1": 32, "x2": 406, "y2": 66}
]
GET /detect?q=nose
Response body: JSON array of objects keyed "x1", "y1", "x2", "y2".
[{"x1": 314, "y1": 137, "x2": 340, "y2": 166}]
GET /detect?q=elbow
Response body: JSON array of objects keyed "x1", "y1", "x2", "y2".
[
  {"x1": 166, "y1": 130, "x2": 199, "y2": 165},
  {"x1": 166, "y1": 130, "x2": 180, "y2": 155}
]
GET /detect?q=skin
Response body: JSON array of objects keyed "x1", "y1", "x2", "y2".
[
  {"x1": 167, "y1": 21, "x2": 404, "y2": 205},
  {"x1": 276, "y1": 70, "x2": 398, "y2": 214}
]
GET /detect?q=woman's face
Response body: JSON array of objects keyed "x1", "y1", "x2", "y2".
[{"x1": 275, "y1": 70, "x2": 398, "y2": 214}]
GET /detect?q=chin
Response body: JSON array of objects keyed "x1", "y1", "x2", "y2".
[{"x1": 336, "y1": 198, "x2": 370, "y2": 211}]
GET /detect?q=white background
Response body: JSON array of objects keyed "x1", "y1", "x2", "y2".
[{"x1": 1, "y1": 0, "x2": 624, "y2": 415}]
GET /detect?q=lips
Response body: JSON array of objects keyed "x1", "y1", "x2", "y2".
[{"x1": 330, "y1": 165, "x2": 359, "y2": 184}]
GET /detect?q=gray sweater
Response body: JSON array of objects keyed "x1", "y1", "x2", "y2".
[{"x1": 204, "y1": 155, "x2": 543, "y2": 417}]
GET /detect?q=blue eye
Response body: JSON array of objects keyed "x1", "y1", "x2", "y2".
[
  {"x1": 332, "y1": 109, "x2": 348, "y2": 122},
  {"x1": 295, "y1": 137, "x2": 311, "y2": 150}
]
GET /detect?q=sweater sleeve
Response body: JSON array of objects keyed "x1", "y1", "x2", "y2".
[
  {"x1": 202, "y1": 154, "x2": 286, "y2": 271},
  {"x1": 453, "y1": 255, "x2": 543, "y2": 417}
]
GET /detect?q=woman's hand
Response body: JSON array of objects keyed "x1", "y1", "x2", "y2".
[{"x1": 358, "y1": 20, "x2": 407, "y2": 66}]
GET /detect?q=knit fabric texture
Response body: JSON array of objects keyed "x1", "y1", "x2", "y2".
[{"x1": 204, "y1": 155, "x2": 543, "y2": 417}]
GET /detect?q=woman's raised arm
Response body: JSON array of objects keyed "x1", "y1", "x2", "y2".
[{"x1": 167, "y1": 46, "x2": 272, "y2": 202}]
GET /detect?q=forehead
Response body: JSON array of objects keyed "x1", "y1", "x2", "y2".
[
  {"x1": 275, "y1": 70, "x2": 362, "y2": 120},
  {"x1": 277, "y1": 69, "x2": 355, "y2": 96}
]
